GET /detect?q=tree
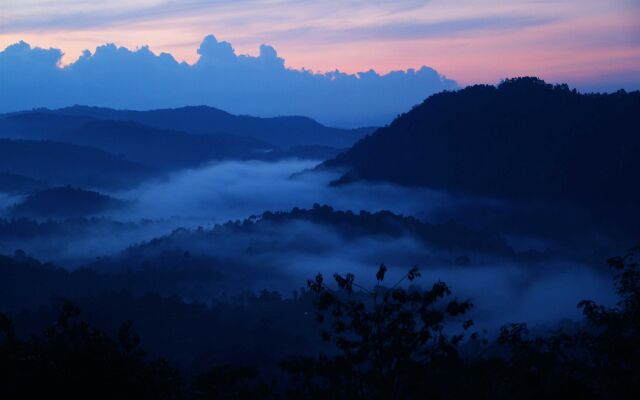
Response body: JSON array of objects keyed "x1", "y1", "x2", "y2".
[
  {"x1": 0, "y1": 301, "x2": 182, "y2": 400},
  {"x1": 497, "y1": 245, "x2": 640, "y2": 399},
  {"x1": 281, "y1": 265, "x2": 473, "y2": 399}
]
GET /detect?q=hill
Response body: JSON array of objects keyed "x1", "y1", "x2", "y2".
[
  {"x1": 324, "y1": 78, "x2": 640, "y2": 228},
  {"x1": 107, "y1": 204, "x2": 527, "y2": 269},
  {"x1": 0, "y1": 172, "x2": 45, "y2": 194},
  {"x1": 0, "y1": 110, "x2": 358, "y2": 168},
  {"x1": 57, "y1": 119, "x2": 271, "y2": 170},
  {"x1": 0, "y1": 139, "x2": 151, "y2": 188},
  {"x1": 9, "y1": 186, "x2": 126, "y2": 218},
  {"x1": 0, "y1": 113, "x2": 273, "y2": 168},
  {"x1": 32, "y1": 105, "x2": 375, "y2": 148}
]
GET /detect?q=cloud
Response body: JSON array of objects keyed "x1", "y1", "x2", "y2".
[
  {"x1": 0, "y1": 1, "x2": 231, "y2": 33},
  {"x1": 264, "y1": 15, "x2": 557, "y2": 44},
  {"x1": 1, "y1": 0, "x2": 638, "y2": 91},
  {"x1": 0, "y1": 1, "x2": 423, "y2": 34},
  {"x1": 0, "y1": 35, "x2": 457, "y2": 126}
]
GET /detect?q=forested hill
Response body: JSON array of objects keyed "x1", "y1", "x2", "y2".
[
  {"x1": 324, "y1": 77, "x2": 640, "y2": 209},
  {"x1": 115, "y1": 204, "x2": 521, "y2": 264},
  {"x1": 18, "y1": 105, "x2": 375, "y2": 148},
  {"x1": 0, "y1": 138, "x2": 151, "y2": 189}
]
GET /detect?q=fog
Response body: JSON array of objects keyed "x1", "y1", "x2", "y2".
[
  {"x1": 0, "y1": 158, "x2": 618, "y2": 331},
  {"x1": 109, "y1": 159, "x2": 449, "y2": 222},
  {"x1": 102, "y1": 160, "x2": 616, "y2": 329},
  {"x1": 3, "y1": 159, "x2": 449, "y2": 267}
]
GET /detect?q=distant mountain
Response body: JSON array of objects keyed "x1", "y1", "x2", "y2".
[
  {"x1": 0, "y1": 113, "x2": 273, "y2": 169},
  {"x1": 9, "y1": 186, "x2": 126, "y2": 218},
  {"x1": 325, "y1": 78, "x2": 640, "y2": 211},
  {"x1": 31, "y1": 105, "x2": 375, "y2": 148},
  {"x1": 58, "y1": 119, "x2": 271, "y2": 170},
  {"x1": 257, "y1": 145, "x2": 342, "y2": 161},
  {"x1": 0, "y1": 172, "x2": 45, "y2": 194},
  {"x1": 0, "y1": 108, "x2": 365, "y2": 169},
  {"x1": 0, "y1": 217, "x2": 142, "y2": 242},
  {"x1": 0, "y1": 139, "x2": 151, "y2": 189}
]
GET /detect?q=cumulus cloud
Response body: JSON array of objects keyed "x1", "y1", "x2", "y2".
[{"x1": 0, "y1": 35, "x2": 457, "y2": 126}]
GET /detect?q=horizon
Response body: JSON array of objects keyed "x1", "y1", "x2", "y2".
[
  {"x1": 2, "y1": 75, "x2": 635, "y2": 124},
  {"x1": 1, "y1": 1, "x2": 639, "y2": 92},
  {"x1": 1, "y1": 35, "x2": 636, "y2": 128}
]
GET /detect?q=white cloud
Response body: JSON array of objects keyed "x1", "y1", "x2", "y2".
[{"x1": 0, "y1": 35, "x2": 457, "y2": 126}]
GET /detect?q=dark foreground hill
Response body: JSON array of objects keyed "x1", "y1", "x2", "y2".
[
  {"x1": 0, "y1": 245, "x2": 638, "y2": 399},
  {"x1": 11, "y1": 105, "x2": 375, "y2": 148},
  {"x1": 325, "y1": 77, "x2": 640, "y2": 206},
  {"x1": 324, "y1": 78, "x2": 640, "y2": 239}
]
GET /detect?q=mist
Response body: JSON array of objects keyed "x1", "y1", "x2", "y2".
[
  {"x1": 0, "y1": 157, "x2": 618, "y2": 332},
  {"x1": 109, "y1": 159, "x2": 449, "y2": 222},
  {"x1": 2, "y1": 2, "x2": 637, "y2": 395}
]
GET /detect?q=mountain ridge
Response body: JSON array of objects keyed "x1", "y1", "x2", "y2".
[
  {"x1": 324, "y1": 77, "x2": 640, "y2": 207},
  {"x1": 7, "y1": 104, "x2": 376, "y2": 148}
]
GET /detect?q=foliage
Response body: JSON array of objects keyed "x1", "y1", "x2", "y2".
[
  {"x1": 1, "y1": 247, "x2": 639, "y2": 398},
  {"x1": 325, "y1": 77, "x2": 640, "y2": 238},
  {"x1": 0, "y1": 302, "x2": 182, "y2": 400},
  {"x1": 281, "y1": 265, "x2": 473, "y2": 399},
  {"x1": 497, "y1": 245, "x2": 640, "y2": 399}
]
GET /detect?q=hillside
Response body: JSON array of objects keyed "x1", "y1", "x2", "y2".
[
  {"x1": 0, "y1": 109, "x2": 362, "y2": 168},
  {"x1": 9, "y1": 186, "x2": 126, "y2": 218},
  {"x1": 325, "y1": 77, "x2": 640, "y2": 209},
  {"x1": 0, "y1": 139, "x2": 151, "y2": 189},
  {"x1": 18, "y1": 105, "x2": 375, "y2": 148},
  {"x1": 110, "y1": 204, "x2": 524, "y2": 268},
  {"x1": 59, "y1": 119, "x2": 271, "y2": 170},
  {"x1": 0, "y1": 113, "x2": 273, "y2": 168},
  {"x1": 0, "y1": 172, "x2": 45, "y2": 194}
]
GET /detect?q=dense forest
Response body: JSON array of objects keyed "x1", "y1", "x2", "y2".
[
  {"x1": 9, "y1": 186, "x2": 126, "y2": 218},
  {"x1": 325, "y1": 78, "x2": 640, "y2": 238},
  {"x1": 0, "y1": 138, "x2": 151, "y2": 189},
  {"x1": 1, "y1": 77, "x2": 638, "y2": 398},
  {"x1": 1, "y1": 246, "x2": 638, "y2": 398}
]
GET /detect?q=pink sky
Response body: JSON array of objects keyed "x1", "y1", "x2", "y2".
[{"x1": 1, "y1": 0, "x2": 639, "y2": 89}]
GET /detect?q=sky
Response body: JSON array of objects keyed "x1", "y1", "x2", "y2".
[{"x1": 1, "y1": 0, "x2": 639, "y2": 91}]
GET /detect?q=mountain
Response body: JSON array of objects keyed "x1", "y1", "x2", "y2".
[
  {"x1": 0, "y1": 108, "x2": 364, "y2": 169},
  {"x1": 9, "y1": 186, "x2": 126, "y2": 218},
  {"x1": 257, "y1": 145, "x2": 342, "y2": 161},
  {"x1": 0, "y1": 113, "x2": 273, "y2": 169},
  {"x1": 0, "y1": 172, "x2": 46, "y2": 194},
  {"x1": 56, "y1": 119, "x2": 271, "y2": 170},
  {"x1": 31, "y1": 105, "x2": 375, "y2": 148},
  {"x1": 324, "y1": 78, "x2": 640, "y2": 211},
  {"x1": 0, "y1": 139, "x2": 151, "y2": 189}
]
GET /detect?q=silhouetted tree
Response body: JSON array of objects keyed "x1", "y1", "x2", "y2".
[
  {"x1": 0, "y1": 301, "x2": 183, "y2": 400},
  {"x1": 497, "y1": 245, "x2": 640, "y2": 399},
  {"x1": 192, "y1": 365, "x2": 273, "y2": 400},
  {"x1": 281, "y1": 265, "x2": 473, "y2": 399}
]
